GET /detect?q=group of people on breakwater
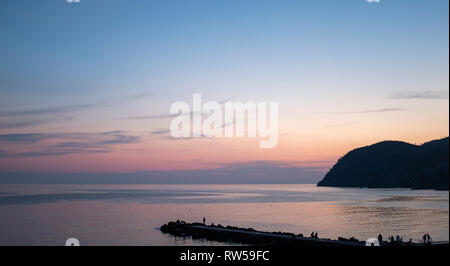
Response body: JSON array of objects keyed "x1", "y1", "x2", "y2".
[
  {"x1": 376, "y1": 233, "x2": 433, "y2": 246},
  {"x1": 164, "y1": 219, "x2": 436, "y2": 246},
  {"x1": 202, "y1": 218, "x2": 435, "y2": 246}
]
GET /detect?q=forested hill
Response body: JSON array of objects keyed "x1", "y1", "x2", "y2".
[{"x1": 317, "y1": 137, "x2": 449, "y2": 190}]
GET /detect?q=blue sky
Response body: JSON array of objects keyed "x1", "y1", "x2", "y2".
[{"x1": 1, "y1": 0, "x2": 447, "y2": 102}]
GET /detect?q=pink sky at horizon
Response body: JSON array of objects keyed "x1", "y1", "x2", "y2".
[{"x1": 0, "y1": 126, "x2": 448, "y2": 173}]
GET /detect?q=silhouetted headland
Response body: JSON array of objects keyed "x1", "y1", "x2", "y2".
[
  {"x1": 160, "y1": 220, "x2": 448, "y2": 246},
  {"x1": 317, "y1": 137, "x2": 449, "y2": 190}
]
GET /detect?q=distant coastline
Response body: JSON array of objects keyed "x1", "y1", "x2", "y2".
[{"x1": 318, "y1": 137, "x2": 449, "y2": 190}]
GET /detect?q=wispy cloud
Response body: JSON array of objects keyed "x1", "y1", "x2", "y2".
[
  {"x1": 127, "y1": 114, "x2": 177, "y2": 120},
  {"x1": 0, "y1": 149, "x2": 110, "y2": 158},
  {"x1": 218, "y1": 160, "x2": 332, "y2": 170},
  {"x1": 0, "y1": 93, "x2": 153, "y2": 118},
  {"x1": 0, "y1": 133, "x2": 53, "y2": 143},
  {"x1": 0, "y1": 131, "x2": 140, "y2": 158},
  {"x1": 158, "y1": 134, "x2": 213, "y2": 141},
  {"x1": 0, "y1": 116, "x2": 74, "y2": 129},
  {"x1": 390, "y1": 90, "x2": 449, "y2": 99},
  {"x1": 0, "y1": 119, "x2": 45, "y2": 129},
  {"x1": 218, "y1": 96, "x2": 237, "y2": 104},
  {"x1": 218, "y1": 120, "x2": 236, "y2": 129},
  {"x1": 0, "y1": 93, "x2": 153, "y2": 129},
  {"x1": 0, "y1": 103, "x2": 99, "y2": 117},
  {"x1": 150, "y1": 129, "x2": 170, "y2": 135},
  {"x1": 334, "y1": 108, "x2": 404, "y2": 114},
  {"x1": 125, "y1": 96, "x2": 236, "y2": 121}
]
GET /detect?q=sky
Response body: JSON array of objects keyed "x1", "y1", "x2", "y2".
[{"x1": 0, "y1": 0, "x2": 448, "y2": 183}]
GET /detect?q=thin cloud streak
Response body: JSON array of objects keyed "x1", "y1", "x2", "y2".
[
  {"x1": 0, "y1": 131, "x2": 140, "y2": 158},
  {"x1": 127, "y1": 114, "x2": 177, "y2": 120},
  {"x1": 125, "y1": 96, "x2": 236, "y2": 120},
  {"x1": 151, "y1": 129, "x2": 170, "y2": 135},
  {"x1": 391, "y1": 90, "x2": 449, "y2": 99},
  {"x1": 0, "y1": 115, "x2": 74, "y2": 129},
  {"x1": 0, "y1": 93, "x2": 153, "y2": 118},
  {"x1": 0, "y1": 93, "x2": 154, "y2": 129},
  {"x1": 334, "y1": 108, "x2": 404, "y2": 114},
  {"x1": 0, "y1": 103, "x2": 99, "y2": 117}
]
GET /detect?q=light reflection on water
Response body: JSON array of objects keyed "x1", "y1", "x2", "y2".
[{"x1": 0, "y1": 184, "x2": 447, "y2": 245}]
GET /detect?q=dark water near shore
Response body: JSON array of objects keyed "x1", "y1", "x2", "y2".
[{"x1": 0, "y1": 184, "x2": 447, "y2": 246}]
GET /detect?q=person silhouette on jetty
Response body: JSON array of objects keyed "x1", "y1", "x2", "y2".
[
  {"x1": 389, "y1": 235, "x2": 395, "y2": 244},
  {"x1": 378, "y1": 234, "x2": 383, "y2": 244},
  {"x1": 203, "y1": 217, "x2": 206, "y2": 224},
  {"x1": 426, "y1": 234, "x2": 432, "y2": 245},
  {"x1": 423, "y1": 233, "x2": 432, "y2": 245},
  {"x1": 310, "y1": 232, "x2": 319, "y2": 238}
]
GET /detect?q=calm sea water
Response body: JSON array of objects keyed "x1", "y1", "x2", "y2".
[{"x1": 0, "y1": 184, "x2": 448, "y2": 246}]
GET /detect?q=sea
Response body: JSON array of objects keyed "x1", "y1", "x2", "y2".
[{"x1": 0, "y1": 184, "x2": 447, "y2": 246}]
